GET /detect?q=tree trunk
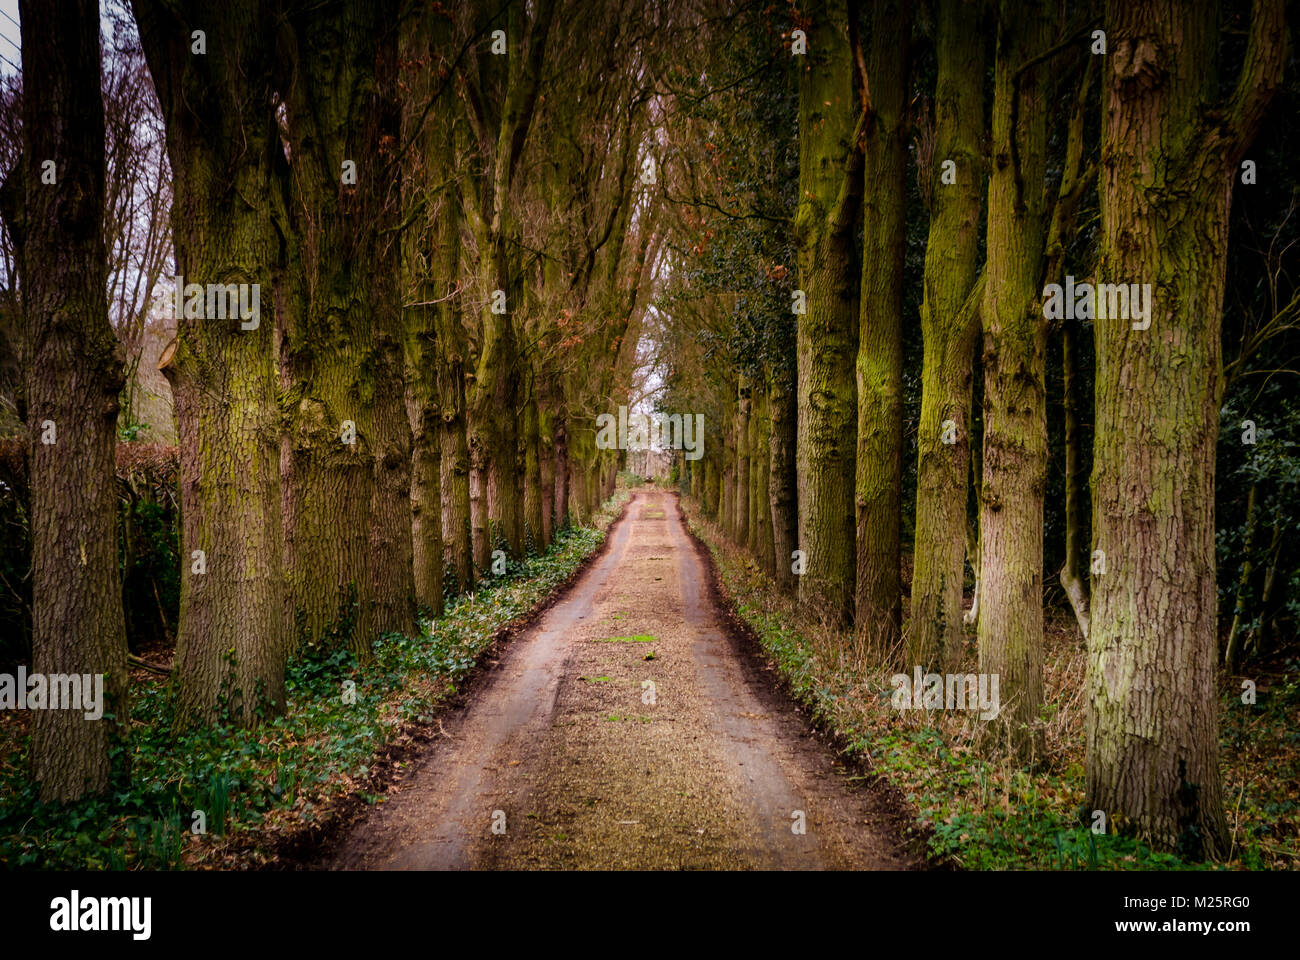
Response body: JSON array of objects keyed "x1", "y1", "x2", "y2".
[
  {"x1": 768, "y1": 361, "x2": 798, "y2": 590},
  {"x1": 135, "y1": 0, "x2": 287, "y2": 722},
  {"x1": 434, "y1": 181, "x2": 472, "y2": 594},
  {"x1": 1047, "y1": 57, "x2": 1096, "y2": 644},
  {"x1": 469, "y1": 432, "x2": 490, "y2": 571},
  {"x1": 553, "y1": 410, "x2": 569, "y2": 532},
  {"x1": 280, "y1": 0, "x2": 402, "y2": 655},
  {"x1": 401, "y1": 10, "x2": 445, "y2": 619},
  {"x1": 977, "y1": 0, "x2": 1053, "y2": 743},
  {"x1": 1060, "y1": 309, "x2": 1089, "y2": 641},
  {"x1": 721, "y1": 413, "x2": 734, "y2": 540},
  {"x1": 795, "y1": 0, "x2": 860, "y2": 629},
  {"x1": 368, "y1": 20, "x2": 415, "y2": 637},
  {"x1": 855, "y1": 0, "x2": 911, "y2": 657},
  {"x1": 908, "y1": 0, "x2": 984, "y2": 671},
  {"x1": 13, "y1": 0, "x2": 129, "y2": 799},
  {"x1": 538, "y1": 390, "x2": 556, "y2": 549},
  {"x1": 1086, "y1": 0, "x2": 1283, "y2": 859},
  {"x1": 752, "y1": 385, "x2": 774, "y2": 573},
  {"x1": 734, "y1": 376, "x2": 751, "y2": 547},
  {"x1": 522, "y1": 376, "x2": 543, "y2": 553},
  {"x1": 1224, "y1": 484, "x2": 1256, "y2": 672},
  {"x1": 568, "y1": 419, "x2": 590, "y2": 524}
]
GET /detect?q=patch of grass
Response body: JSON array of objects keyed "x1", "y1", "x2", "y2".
[
  {"x1": 681, "y1": 498, "x2": 1299, "y2": 871},
  {"x1": 0, "y1": 489, "x2": 631, "y2": 870}
]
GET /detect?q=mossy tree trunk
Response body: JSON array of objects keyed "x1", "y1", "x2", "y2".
[
  {"x1": 752, "y1": 384, "x2": 774, "y2": 573},
  {"x1": 1086, "y1": 0, "x2": 1284, "y2": 860},
  {"x1": 135, "y1": 0, "x2": 287, "y2": 723},
  {"x1": 368, "y1": 16, "x2": 415, "y2": 637},
  {"x1": 767, "y1": 361, "x2": 798, "y2": 590},
  {"x1": 401, "y1": 6, "x2": 450, "y2": 617},
  {"x1": 279, "y1": 0, "x2": 403, "y2": 655},
  {"x1": 734, "y1": 375, "x2": 750, "y2": 546},
  {"x1": 522, "y1": 372, "x2": 543, "y2": 553},
  {"x1": 12, "y1": 0, "x2": 129, "y2": 797},
  {"x1": 855, "y1": 0, "x2": 912, "y2": 656},
  {"x1": 976, "y1": 0, "x2": 1053, "y2": 743},
  {"x1": 459, "y1": 0, "x2": 557, "y2": 562},
  {"x1": 794, "y1": 0, "x2": 862, "y2": 629},
  {"x1": 538, "y1": 377, "x2": 557, "y2": 548},
  {"x1": 908, "y1": 0, "x2": 985, "y2": 671}
]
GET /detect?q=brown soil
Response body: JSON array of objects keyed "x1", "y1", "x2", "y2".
[{"x1": 317, "y1": 489, "x2": 917, "y2": 870}]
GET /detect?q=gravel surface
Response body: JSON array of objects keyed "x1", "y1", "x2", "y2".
[{"x1": 324, "y1": 490, "x2": 915, "y2": 871}]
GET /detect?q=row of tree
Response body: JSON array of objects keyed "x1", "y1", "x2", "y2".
[
  {"x1": 2, "y1": 0, "x2": 664, "y2": 802},
  {"x1": 655, "y1": 0, "x2": 1290, "y2": 860}
]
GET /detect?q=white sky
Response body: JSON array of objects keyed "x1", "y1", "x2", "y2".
[
  {"x1": 0, "y1": 2, "x2": 125, "y2": 76},
  {"x1": 0, "y1": 1, "x2": 20, "y2": 76}
]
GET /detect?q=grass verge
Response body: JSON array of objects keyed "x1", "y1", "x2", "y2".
[
  {"x1": 0, "y1": 490, "x2": 629, "y2": 870},
  {"x1": 681, "y1": 496, "x2": 1299, "y2": 871}
]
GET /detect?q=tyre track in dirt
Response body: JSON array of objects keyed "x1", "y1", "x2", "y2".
[{"x1": 321, "y1": 489, "x2": 915, "y2": 870}]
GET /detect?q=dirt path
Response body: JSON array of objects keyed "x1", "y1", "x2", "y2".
[{"x1": 322, "y1": 490, "x2": 915, "y2": 870}]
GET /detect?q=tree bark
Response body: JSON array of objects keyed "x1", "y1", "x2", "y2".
[
  {"x1": 552, "y1": 409, "x2": 569, "y2": 532},
  {"x1": 538, "y1": 384, "x2": 556, "y2": 549},
  {"x1": 1086, "y1": 0, "x2": 1284, "y2": 859},
  {"x1": 855, "y1": 0, "x2": 911, "y2": 657},
  {"x1": 977, "y1": 0, "x2": 1053, "y2": 743},
  {"x1": 279, "y1": 0, "x2": 403, "y2": 654},
  {"x1": 752, "y1": 384, "x2": 775, "y2": 573},
  {"x1": 14, "y1": 0, "x2": 129, "y2": 798},
  {"x1": 734, "y1": 376, "x2": 751, "y2": 546},
  {"x1": 908, "y1": 0, "x2": 984, "y2": 671},
  {"x1": 768, "y1": 361, "x2": 798, "y2": 590},
  {"x1": 522, "y1": 375, "x2": 543, "y2": 553},
  {"x1": 135, "y1": 0, "x2": 287, "y2": 723},
  {"x1": 369, "y1": 18, "x2": 415, "y2": 637},
  {"x1": 795, "y1": 0, "x2": 861, "y2": 629}
]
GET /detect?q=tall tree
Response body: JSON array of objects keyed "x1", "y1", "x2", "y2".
[
  {"x1": 368, "y1": 8, "x2": 415, "y2": 637},
  {"x1": 1087, "y1": 0, "x2": 1286, "y2": 858},
  {"x1": 794, "y1": 0, "x2": 862, "y2": 629},
  {"x1": 134, "y1": 0, "x2": 287, "y2": 724},
  {"x1": 4, "y1": 0, "x2": 129, "y2": 799},
  {"x1": 278, "y1": 0, "x2": 403, "y2": 652},
  {"x1": 977, "y1": 0, "x2": 1053, "y2": 741},
  {"x1": 908, "y1": 0, "x2": 985, "y2": 671},
  {"x1": 1045, "y1": 57, "x2": 1096, "y2": 642},
  {"x1": 854, "y1": 0, "x2": 911, "y2": 656},
  {"x1": 457, "y1": 0, "x2": 557, "y2": 563},
  {"x1": 400, "y1": 6, "x2": 446, "y2": 616}
]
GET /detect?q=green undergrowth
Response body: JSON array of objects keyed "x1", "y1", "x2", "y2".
[
  {"x1": 682, "y1": 498, "x2": 1299, "y2": 871},
  {"x1": 0, "y1": 490, "x2": 629, "y2": 870}
]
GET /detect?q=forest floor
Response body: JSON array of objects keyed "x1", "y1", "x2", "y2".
[
  {"x1": 683, "y1": 500, "x2": 1300, "y2": 871},
  {"x1": 318, "y1": 489, "x2": 919, "y2": 870}
]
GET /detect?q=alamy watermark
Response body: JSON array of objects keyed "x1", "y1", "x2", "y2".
[
  {"x1": 1042, "y1": 275, "x2": 1153, "y2": 330},
  {"x1": 596, "y1": 405, "x2": 704, "y2": 461},
  {"x1": 154, "y1": 275, "x2": 261, "y2": 330},
  {"x1": 50, "y1": 890, "x2": 150, "y2": 940},
  {"x1": 890, "y1": 666, "x2": 1000, "y2": 720},
  {"x1": 0, "y1": 668, "x2": 104, "y2": 720}
]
